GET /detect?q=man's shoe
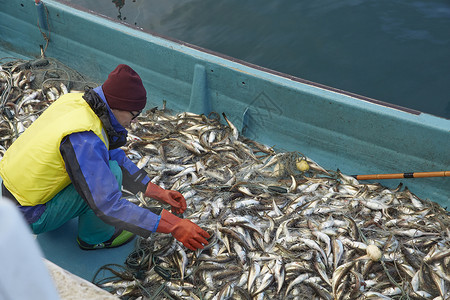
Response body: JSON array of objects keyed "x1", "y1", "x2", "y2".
[{"x1": 77, "y1": 229, "x2": 135, "y2": 250}]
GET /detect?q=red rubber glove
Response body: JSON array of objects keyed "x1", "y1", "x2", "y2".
[
  {"x1": 145, "y1": 182, "x2": 187, "y2": 214},
  {"x1": 156, "y1": 209, "x2": 210, "y2": 251}
]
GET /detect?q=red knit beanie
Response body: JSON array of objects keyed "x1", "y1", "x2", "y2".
[{"x1": 102, "y1": 64, "x2": 147, "y2": 111}]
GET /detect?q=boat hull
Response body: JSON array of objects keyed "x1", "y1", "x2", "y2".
[{"x1": 1, "y1": 0, "x2": 448, "y2": 282}]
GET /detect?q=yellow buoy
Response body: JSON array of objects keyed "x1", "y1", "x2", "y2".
[{"x1": 296, "y1": 159, "x2": 309, "y2": 172}]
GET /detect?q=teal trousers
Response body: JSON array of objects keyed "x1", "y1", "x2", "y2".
[{"x1": 30, "y1": 161, "x2": 121, "y2": 244}]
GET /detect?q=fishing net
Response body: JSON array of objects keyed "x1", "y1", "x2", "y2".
[
  {"x1": 2, "y1": 55, "x2": 449, "y2": 299},
  {"x1": 94, "y1": 107, "x2": 449, "y2": 300},
  {"x1": 0, "y1": 56, "x2": 97, "y2": 96},
  {"x1": 0, "y1": 56, "x2": 98, "y2": 150}
]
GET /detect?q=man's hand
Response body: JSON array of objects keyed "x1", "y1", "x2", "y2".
[
  {"x1": 144, "y1": 182, "x2": 187, "y2": 214},
  {"x1": 156, "y1": 209, "x2": 210, "y2": 251}
]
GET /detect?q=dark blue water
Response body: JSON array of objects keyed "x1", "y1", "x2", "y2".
[{"x1": 67, "y1": 0, "x2": 450, "y2": 119}]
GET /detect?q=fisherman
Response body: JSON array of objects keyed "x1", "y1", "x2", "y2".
[{"x1": 0, "y1": 64, "x2": 210, "y2": 251}]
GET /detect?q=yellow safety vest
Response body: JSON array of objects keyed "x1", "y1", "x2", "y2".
[{"x1": 0, "y1": 93, "x2": 109, "y2": 206}]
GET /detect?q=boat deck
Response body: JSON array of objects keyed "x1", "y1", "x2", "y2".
[{"x1": 37, "y1": 218, "x2": 136, "y2": 282}]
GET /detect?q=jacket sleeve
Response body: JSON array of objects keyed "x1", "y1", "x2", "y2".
[
  {"x1": 109, "y1": 148, "x2": 150, "y2": 194},
  {"x1": 59, "y1": 131, "x2": 159, "y2": 237}
]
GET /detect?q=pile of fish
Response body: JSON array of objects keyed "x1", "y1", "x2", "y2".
[
  {"x1": 1, "y1": 58, "x2": 449, "y2": 299},
  {"x1": 104, "y1": 110, "x2": 449, "y2": 300},
  {"x1": 0, "y1": 57, "x2": 95, "y2": 153}
]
